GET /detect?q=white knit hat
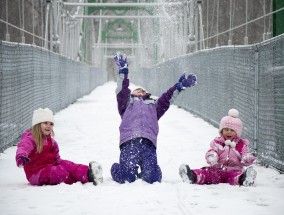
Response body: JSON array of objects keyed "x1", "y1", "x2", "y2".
[
  {"x1": 32, "y1": 108, "x2": 54, "y2": 127},
  {"x1": 219, "y1": 109, "x2": 243, "y2": 137}
]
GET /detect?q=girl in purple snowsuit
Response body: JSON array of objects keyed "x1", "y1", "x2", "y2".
[
  {"x1": 111, "y1": 52, "x2": 197, "y2": 184},
  {"x1": 15, "y1": 108, "x2": 103, "y2": 186},
  {"x1": 179, "y1": 109, "x2": 257, "y2": 186}
]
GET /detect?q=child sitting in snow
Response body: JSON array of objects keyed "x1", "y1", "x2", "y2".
[
  {"x1": 111, "y1": 52, "x2": 197, "y2": 184},
  {"x1": 15, "y1": 108, "x2": 103, "y2": 186},
  {"x1": 179, "y1": 109, "x2": 257, "y2": 186}
]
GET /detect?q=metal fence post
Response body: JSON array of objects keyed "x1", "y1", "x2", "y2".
[{"x1": 254, "y1": 45, "x2": 259, "y2": 152}]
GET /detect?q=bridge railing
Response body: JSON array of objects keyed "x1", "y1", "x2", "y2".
[{"x1": 0, "y1": 41, "x2": 107, "y2": 151}]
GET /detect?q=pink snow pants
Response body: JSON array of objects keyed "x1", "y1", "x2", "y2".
[
  {"x1": 28, "y1": 160, "x2": 89, "y2": 185},
  {"x1": 192, "y1": 167, "x2": 244, "y2": 185}
]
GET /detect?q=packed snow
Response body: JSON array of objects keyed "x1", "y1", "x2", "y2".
[{"x1": 1, "y1": 82, "x2": 284, "y2": 215}]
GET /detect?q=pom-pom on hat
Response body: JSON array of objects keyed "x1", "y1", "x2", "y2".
[
  {"x1": 219, "y1": 109, "x2": 243, "y2": 137},
  {"x1": 32, "y1": 108, "x2": 54, "y2": 127}
]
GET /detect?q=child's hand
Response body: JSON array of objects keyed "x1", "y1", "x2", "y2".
[
  {"x1": 16, "y1": 156, "x2": 30, "y2": 167},
  {"x1": 114, "y1": 52, "x2": 128, "y2": 74},
  {"x1": 175, "y1": 73, "x2": 197, "y2": 92},
  {"x1": 241, "y1": 155, "x2": 255, "y2": 165},
  {"x1": 207, "y1": 154, "x2": 218, "y2": 166}
]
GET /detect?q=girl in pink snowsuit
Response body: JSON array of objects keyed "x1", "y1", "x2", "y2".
[
  {"x1": 179, "y1": 109, "x2": 257, "y2": 186},
  {"x1": 15, "y1": 108, "x2": 103, "y2": 186}
]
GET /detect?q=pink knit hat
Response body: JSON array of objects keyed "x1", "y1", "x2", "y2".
[{"x1": 219, "y1": 109, "x2": 243, "y2": 137}]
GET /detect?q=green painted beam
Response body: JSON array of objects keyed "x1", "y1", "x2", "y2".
[{"x1": 273, "y1": 0, "x2": 284, "y2": 36}]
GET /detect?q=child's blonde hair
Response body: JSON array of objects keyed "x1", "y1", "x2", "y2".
[{"x1": 32, "y1": 123, "x2": 54, "y2": 153}]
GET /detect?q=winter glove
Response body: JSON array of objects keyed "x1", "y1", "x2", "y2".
[
  {"x1": 224, "y1": 140, "x2": 236, "y2": 148},
  {"x1": 241, "y1": 154, "x2": 255, "y2": 165},
  {"x1": 114, "y1": 52, "x2": 128, "y2": 74},
  {"x1": 175, "y1": 73, "x2": 197, "y2": 92},
  {"x1": 16, "y1": 156, "x2": 30, "y2": 167},
  {"x1": 207, "y1": 153, "x2": 218, "y2": 166}
]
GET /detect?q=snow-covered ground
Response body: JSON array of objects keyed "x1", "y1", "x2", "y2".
[{"x1": 1, "y1": 82, "x2": 284, "y2": 215}]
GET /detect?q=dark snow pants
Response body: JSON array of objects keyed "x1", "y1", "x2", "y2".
[{"x1": 111, "y1": 138, "x2": 162, "y2": 184}]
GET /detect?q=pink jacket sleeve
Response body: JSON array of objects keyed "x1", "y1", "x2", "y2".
[
  {"x1": 240, "y1": 139, "x2": 256, "y2": 166},
  {"x1": 15, "y1": 130, "x2": 35, "y2": 162},
  {"x1": 205, "y1": 138, "x2": 220, "y2": 165},
  {"x1": 52, "y1": 139, "x2": 62, "y2": 164}
]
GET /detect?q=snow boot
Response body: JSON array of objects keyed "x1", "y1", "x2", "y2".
[
  {"x1": 240, "y1": 166, "x2": 257, "y2": 187},
  {"x1": 88, "y1": 161, "x2": 103, "y2": 185},
  {"x1": 179, "y1": 164, "x2": 196, "y2": 184}
]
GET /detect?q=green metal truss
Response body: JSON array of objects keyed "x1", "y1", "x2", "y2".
[{"x1": 82, "y1": 0, "x2": 159, "y2": 64}]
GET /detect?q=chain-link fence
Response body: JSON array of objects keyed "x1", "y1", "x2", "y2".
[
  {"x1": 0, "y1": 41, "x2": 107, "y2": 152},
  {"x1": 130, "y1": 34, "x2": 284, "y2": 173}
]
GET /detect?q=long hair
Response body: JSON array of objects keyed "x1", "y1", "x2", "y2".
[{"x1": 31, "y1": 123, "x2": 54, "y2": 153}]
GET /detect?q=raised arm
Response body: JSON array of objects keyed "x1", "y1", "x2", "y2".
[
  {"x1": 114, "y1": 52, "x2": 131, "y2": 116},
  {"x1": 156, "y1": 73, "x2": 197, "y2": 120}
]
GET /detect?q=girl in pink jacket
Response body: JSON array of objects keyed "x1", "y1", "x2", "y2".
[
  {"x1": 15, "y1": 108, "x2": 103, "y2": 186},
  {"x1": 179, "y1": 109, "x2": 257, "y2": 186}
]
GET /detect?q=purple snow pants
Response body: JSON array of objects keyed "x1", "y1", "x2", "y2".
[
  {"x1": 192, "y1": 167, "x2": 244, "y2": 185},
  {"x1": 111, "y1": 138, "x2": 162, "y2": 184},
  {"x1": 29, "y1": 160, "x2": 89, "y2": 185}
]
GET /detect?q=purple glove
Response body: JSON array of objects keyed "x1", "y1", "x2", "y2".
[
  {"x1": 114, "y1": 52, "x2": 128, "y2": 74},
  {"x1": 16, "y1": 156, "x2": 30, "y2": 167},
  {"x1": 178, "y1": 73, "x2": 186, "y2": 82},
  {"x1": 175, "y1": 73, "x2": 197, "y2": 92}
]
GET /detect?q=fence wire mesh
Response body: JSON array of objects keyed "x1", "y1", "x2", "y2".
[
  {"x1": 130, "y1": 34, "x2": 284, "y2": 173},
  {"x1": 0, "y1": 41, "x2": 107, "y2": 152}
]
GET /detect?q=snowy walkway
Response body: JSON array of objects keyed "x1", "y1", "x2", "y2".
[{"x1": 1, "y1": 82, "x2": 284, "y2": 215}]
